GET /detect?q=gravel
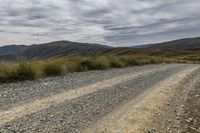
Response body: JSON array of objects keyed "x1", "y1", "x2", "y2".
[
  {"x1": 136, "y1": 67, "x2": 200, "y2": 133},
  {"x1": 0, "y1": 64, "x2": 194, "y2": 133},
  {"x1": 179, "y1": 68, "x2": 200, "y2": 132},
  {"x1": 0, "y1": 64, "x2": 179, "y2": 110}
]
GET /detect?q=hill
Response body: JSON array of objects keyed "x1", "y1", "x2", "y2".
[
  {"x1": 0, "y1": 41, "x2": 112, "y2": 61},
  {"x1": 134, "y1": 37, "x2": 200, "y2": 49},
  {"x1": 0, "y1": 37, "x2": 199, "y2": 61},
  {"x1": 0, "y1": 45, "x2": 27, "y2": 55}
]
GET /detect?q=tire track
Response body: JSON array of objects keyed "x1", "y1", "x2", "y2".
[
  {"x1": 83, "y1": 66, "x2": 199, "y2": 133},
  {"x1": 0, "y1": 64, "x2": 170, "y2": 110},
  {"x1": 0, "y1": 65, "x2": 173, "y2": 127},
  {"x1": 0, "y1": 65, "x2": 191, "y2": 132}
]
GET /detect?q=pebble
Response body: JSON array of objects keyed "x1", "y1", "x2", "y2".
[
  {"x1": 148, "y1": 128, "x2": 156, "y2": 133},
  {"x1": 114, "y1": 130, "x2": 121, "y2": 133}
]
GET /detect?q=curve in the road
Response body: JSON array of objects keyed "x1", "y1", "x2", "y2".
[
  {"x1": 0, "y1": 65, "x2": 172, "y2": 127},
  {"x1": 0, "y1": 64, "x2": 198, "y2": 133}
]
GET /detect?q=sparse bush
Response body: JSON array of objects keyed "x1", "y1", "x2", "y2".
[
  {"x1": 108, "y1": 56, "x2": 125, "y2": 68},
  {"x1": 14, "y1": 62, "x2": 37, "y2": 81},
  {"x1": 0, "y1": 54, "x2": 175, "y2": 83},
  {"x1": 119, "y1": 56, "x2": 139, "y2": 66},
  {"x1": 76, "y1": 56, "x2": 110, "y2": 71},
  {"x1": 0, "y1": 63, "x2": 15, "y2": 82},
  {"x1": 43, "y1": 60, "x2": 64, "y2": 76}
]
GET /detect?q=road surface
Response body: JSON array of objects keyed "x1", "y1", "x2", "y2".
[{"x1": 0, "y1": 64, "x2": 199, "y2": 133}]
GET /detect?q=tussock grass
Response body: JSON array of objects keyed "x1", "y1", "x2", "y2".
[
  {"x1": 108, "y1": 56, "x2": 125, "y2": 68},
  {"x1": 0, "y1": 61, "x2": 36, "y2": 82},
  {"x1": 43, "y1": 60, "x2": 64, "y2": 76},
  {"x1": 14, "y1": 62, "x2": 37, "y2": 80},
  {"x1": 0, "y1": 62, "x2": 15, "y2": 82},
  {"x1": 0, "y1": 55, "x2": 173, "y2": 83},
  {"x1": 75, "y1": 56, "x2": 110, "y2": 71}
]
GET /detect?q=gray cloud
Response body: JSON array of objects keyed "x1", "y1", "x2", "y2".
[{"x1": 0, "y1": 0, "x2": 200, "y2": 46}]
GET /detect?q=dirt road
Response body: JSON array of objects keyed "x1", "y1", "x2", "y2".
[{"x1": 0, "y1": 64, "x2": 199, "y2": 132}]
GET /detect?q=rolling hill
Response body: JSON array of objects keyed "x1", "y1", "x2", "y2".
[
  {"x1": 0, "y1": 45, "x2": 27, "y2": 55},
  {"x1": 0, "y1": 37, "x2": 199, "y2": 61},
  {"x1": 134, "y1": 37, "x2": 200, "y2": 49},
  {"x1": 0, "y1": 41, "x2": 112, "y2": 61}
]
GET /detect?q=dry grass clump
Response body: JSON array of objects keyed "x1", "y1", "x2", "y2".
[
  {"x1": 42, "y1": 59, "x2": 65, "y2": 76},
  {"x1": 0, "y1": 55, "x2": 173, "y2": 83},
  {"x1": 0, "y1": 61, "x2": 36, "y2": 82}
]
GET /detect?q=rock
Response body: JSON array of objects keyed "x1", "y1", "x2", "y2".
[
  {"x1": 168, "y1": 120, "x2": 172, "y2": 123},
  {"x1": 148, "y1": 128, "x2": 156, "y2": 133},
  {"x1": 7, "y1": 126, "x2": 17, "y2": 132},
  {"x1": 189, "y1": 127, "x2": 200, "y2": 132},
  {"x1": 114, "y1": 130, "x2": 121, "y2": 133},
  {"x1": 185, "y1": 118, "x2": 193, "y2": 123},
  {"x1": 188, "y1": 118, "x2": 193, "y2": 122},
  {"x1": 181, "y1": 105, "x2": 185, "y2": 108}
]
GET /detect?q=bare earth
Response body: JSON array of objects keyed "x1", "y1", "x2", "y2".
[{"x1": 0, "y1": 64, "x2": 199, "y2": 133}]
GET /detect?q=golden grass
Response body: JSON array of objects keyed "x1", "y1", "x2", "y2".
[{"x1": 0, "y1": 55, "x2": 174, "y2": 82}]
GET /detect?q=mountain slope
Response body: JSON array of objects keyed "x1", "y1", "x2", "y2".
[
  {"x1": 134, "y1": 37, "x2": 200, "y2": 49},
  {"x1": 0, "y1": 45, "x2": 27, "y2": 55},
  {"x1": 0, "y1": 41, "x2": 112, "y2": 61}
]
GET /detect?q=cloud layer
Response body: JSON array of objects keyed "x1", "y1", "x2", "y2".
[{"x1": 0, "y1": 0, "x2": 200, "y2": 46}]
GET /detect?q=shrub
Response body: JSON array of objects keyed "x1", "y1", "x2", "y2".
[
  {"x1": 43, "y1": 60, "x2": 64, "y2": 76},
  {"x1": 108, "y1": 56, "x2": 125, "y2": 68},
  {"x1": 0, "y1": 55, "x2": 174, "y2": 83},
  {"x1": 0, "y1": 63, "x2": 14, "y2": 82},
  {"x1": 119, "y1": 56, "x2": 139, "y2": 66},
  {"x1": 75, "y1": 56, "x2": 110, "y2": 71},
  {"x1": 14, "y1": 62, "x2": 37, "y2": 80}
]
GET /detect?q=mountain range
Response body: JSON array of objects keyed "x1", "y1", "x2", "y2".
[
  {"x1": 134, "y1": 37, "x2": 200, "y2": 49},
  {"x1": 0, "y1": 41, "x2": 112, "y2": 61},
  {"x1": 0, "y1": 37, "x2": 199, "y2": 61}
]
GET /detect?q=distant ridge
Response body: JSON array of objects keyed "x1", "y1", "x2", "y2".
[
  {"x1": 0, "y1": 45, "x2": 27, "y2": 55},
  {"x1": 0, "y1": 37, "x2": 200, "y2": 61},
  {"x1": 0, "y1": 41, "x2": 112, "y2": 61},
  {"x1": 133, "y1": 37, "x2": 200, "y2": 49}
]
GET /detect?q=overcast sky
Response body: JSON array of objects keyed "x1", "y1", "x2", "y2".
[{"x1": 0, "y1": 0, "x2": 200, "y2": 47}]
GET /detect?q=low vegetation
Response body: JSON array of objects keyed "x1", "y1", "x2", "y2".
[
  {"x1": 42, "y1": 60, "x2": 65, "y2": 76},
  {"x1": 105, "y1": 48, "x2": 200, "y2": 63},
  {"x1": 0, "y1": 55, "x2": 174, "y2": 83},
  {"x1": 0, "y1": 62, "x2": 36, "y2": 82},
  {"x1": 1, "y1": 47, "x2": 199, "y2": 83}
]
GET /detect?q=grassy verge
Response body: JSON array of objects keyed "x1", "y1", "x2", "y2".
[{"x1": 0, "y1": 55, "x2": 174, "y2": 83}]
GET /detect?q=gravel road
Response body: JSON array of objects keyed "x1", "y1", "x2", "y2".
[{"x1": 0, "y1": 64, "x2": 199, "y2": 133}]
